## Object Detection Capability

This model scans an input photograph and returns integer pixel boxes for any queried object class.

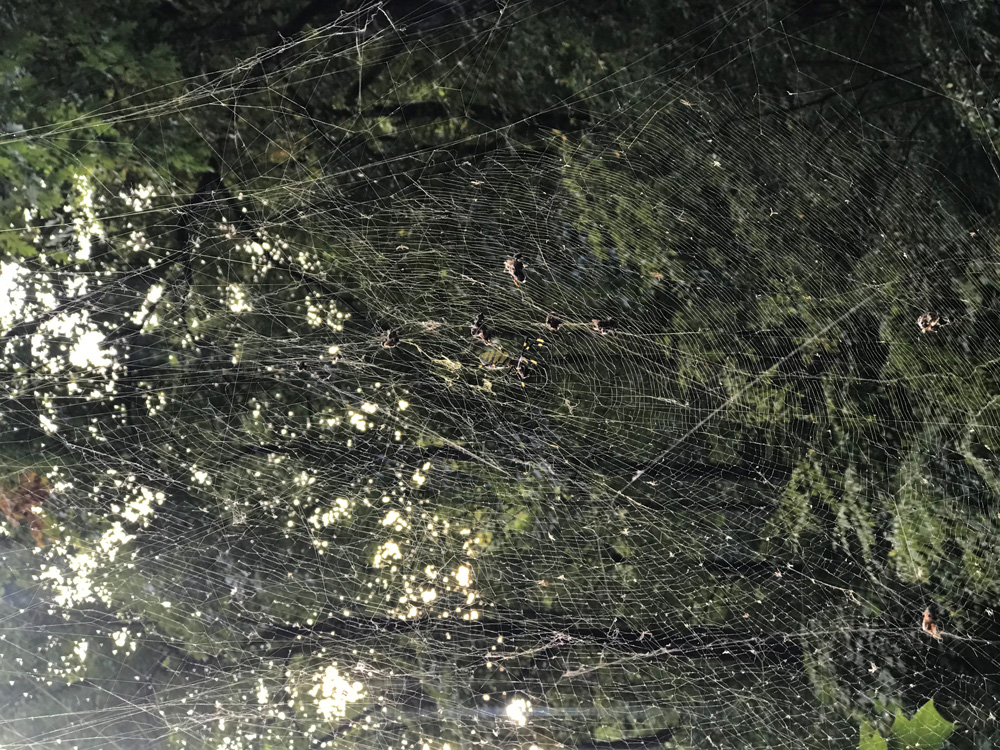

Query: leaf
[0,232,38,259]
[890,700,955,749]
[592,726,622,741]
[858,701,955,750]
[859,721,887,750]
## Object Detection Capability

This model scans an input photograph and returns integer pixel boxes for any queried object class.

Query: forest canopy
[1,1,1000,748]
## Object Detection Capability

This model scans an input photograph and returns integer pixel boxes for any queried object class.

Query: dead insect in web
[592,318,618,335]
[479,348,512,370]
[382,329,400,348]
[545,313,562,332]
[917,313,948,334]
[471,312,492,344]
[921,607,943,640]
[504,254,526,286]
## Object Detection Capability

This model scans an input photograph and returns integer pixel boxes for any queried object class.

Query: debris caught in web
[545,313,562,331]
[382,329,400,348]
[471,312,492,343]
[504,254,526,286]
[921,607,943,640]
[917,313,948,334]
[592,318,618,335]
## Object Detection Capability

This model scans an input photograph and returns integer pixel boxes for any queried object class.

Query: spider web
[0,1,999,748]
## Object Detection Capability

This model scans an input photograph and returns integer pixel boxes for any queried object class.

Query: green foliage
[860,721,888,750]
[0,1,999,748]
[860,701,955,750]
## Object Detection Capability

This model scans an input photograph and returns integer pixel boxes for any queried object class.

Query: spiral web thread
[0,2,998,748]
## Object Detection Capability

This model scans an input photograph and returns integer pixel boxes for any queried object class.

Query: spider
[504,254,526,286]
[479,338,540,386]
